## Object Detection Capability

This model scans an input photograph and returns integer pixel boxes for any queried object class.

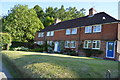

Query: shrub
[83,49,103,57]
[29,48,45,52]
[12,46,29,51]
[63,49,78,56]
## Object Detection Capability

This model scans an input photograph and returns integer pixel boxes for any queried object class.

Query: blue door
[106,42,115,58]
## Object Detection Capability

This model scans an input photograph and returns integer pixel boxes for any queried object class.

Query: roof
[39,12,120,32]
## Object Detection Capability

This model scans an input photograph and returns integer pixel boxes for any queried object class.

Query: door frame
[106,41,115,58]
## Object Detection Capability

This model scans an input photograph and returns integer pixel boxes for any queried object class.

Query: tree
[2,4,44,42]
[43,16,54,27]
[0,33,12,50]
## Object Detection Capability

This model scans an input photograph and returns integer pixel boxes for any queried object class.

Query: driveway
[0,55,13,80]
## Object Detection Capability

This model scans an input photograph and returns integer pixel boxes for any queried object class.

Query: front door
[54,41,60,52]
[106,42,115,58]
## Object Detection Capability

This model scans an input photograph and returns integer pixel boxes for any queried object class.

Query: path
[0,57,13,80]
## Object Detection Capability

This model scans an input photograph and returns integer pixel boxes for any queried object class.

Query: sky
[0,0,120,19]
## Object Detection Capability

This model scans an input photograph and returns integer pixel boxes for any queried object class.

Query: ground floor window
[47,41,53,46]
[92,40,100,49]
[84,40,100,49]
[37,41,44,45]
[84,40,91,48]
[65,41,76,48]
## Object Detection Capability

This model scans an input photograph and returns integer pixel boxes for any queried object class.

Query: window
[37,41,44,45]
[85,26,92,33]
[38,32,44,37]
[47,41,53,46]
[92,40,100,49]
[93,25,102,33]
[71,41,76,48]
[65,41,70,48]
[66,28,77,35]
[71,28,77,34]
[66,29,71,35]
[65,41,76,48]
[84,40,91,48]
[51,31,54,36]
[47,31,54,36]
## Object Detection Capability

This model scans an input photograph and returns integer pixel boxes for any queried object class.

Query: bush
[29,48,45,52]
[83,49,103,57]
[63,49,78,56]
[12,46,29,51]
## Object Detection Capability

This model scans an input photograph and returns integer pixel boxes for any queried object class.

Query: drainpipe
[78,27,81,53]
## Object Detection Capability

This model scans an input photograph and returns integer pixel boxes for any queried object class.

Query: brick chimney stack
[89,8,97,16]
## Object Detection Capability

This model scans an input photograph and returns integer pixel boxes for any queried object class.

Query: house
[34,8,120,61]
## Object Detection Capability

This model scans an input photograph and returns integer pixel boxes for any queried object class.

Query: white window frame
[70,41,76,48]
[84,40,91,48]
[37,41,44,45]
[65,41,70,48]
[47,31,54,36]
[93,25,102,33]
[47,41,53,46]
[47,32,50,36]
[38,32,44,37]
[85,26,92,33]
[71,28,77,34]
[92,40,101,49]
[66,29,71,35]
[51,31,54,36]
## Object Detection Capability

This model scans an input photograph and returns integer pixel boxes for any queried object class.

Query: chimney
[89,8,97,16]
[54,18,61,24]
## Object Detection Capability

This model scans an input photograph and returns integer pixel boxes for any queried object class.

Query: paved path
[0,56,13,80]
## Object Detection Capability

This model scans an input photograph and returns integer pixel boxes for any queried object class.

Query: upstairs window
[38,32,44,37]
[85,26,92,33]
[71,28,77,34]
[84,40,91,48]
[66,29,71,35]
[93,25,102,33]
[47,31,54,36]
[92,40,100,49]
[66,28,77,35]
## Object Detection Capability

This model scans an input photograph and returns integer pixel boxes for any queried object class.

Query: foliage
[34,5,86,27]
[0,33,12,50]
[29,48,45,52]
[2,4,44,42]
[11,46,29,51]
[63,49,78,56]
[83,49,104,57]
[2,51,118,78]
[0,33,11,46]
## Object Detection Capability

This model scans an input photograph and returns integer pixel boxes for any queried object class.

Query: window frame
[70,41,76,48]
[71,28,77,34]
[66,29,71,35]
[93,25,102,33]
[84,40,91,48]
[47,31,54,36]
[37,41,44,45]
[92,40,101,49]
[38,32,44,37]
[85,26,92,33]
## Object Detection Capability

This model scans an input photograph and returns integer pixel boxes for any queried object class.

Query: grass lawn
[1,51,119,78]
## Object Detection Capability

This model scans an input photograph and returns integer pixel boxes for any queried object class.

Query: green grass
[1,51,119,78]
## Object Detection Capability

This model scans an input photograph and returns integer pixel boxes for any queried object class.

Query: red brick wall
[80,23,118,40]
[34,23,119,60]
